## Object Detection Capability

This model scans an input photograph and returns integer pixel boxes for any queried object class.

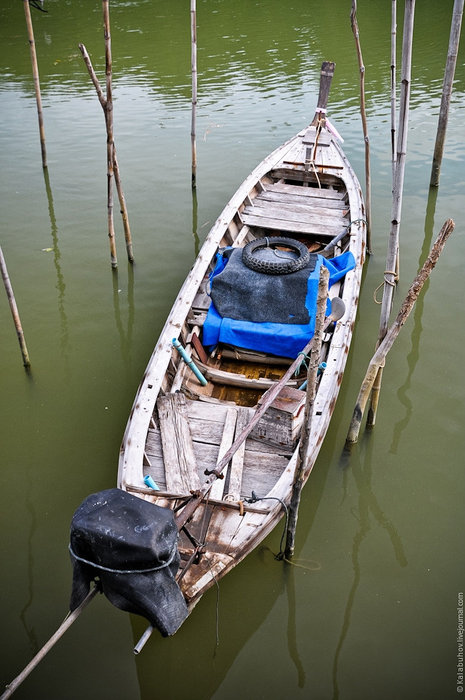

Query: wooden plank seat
[259,181,348,208]
[241,181,349,238]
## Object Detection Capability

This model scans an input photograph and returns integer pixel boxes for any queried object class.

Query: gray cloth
[210,248,317,325]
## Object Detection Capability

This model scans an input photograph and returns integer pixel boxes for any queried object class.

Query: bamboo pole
[190,0,198,188]
[283,266,329,560]
[104,0,134,262]
[366,0,416,428]
[430,0,464,187]
[0,587,98,700]
[346,218,455,444]
[350,0,372,253]
[23,0,47,168]
[102,0,117,268]
[390,0,397,183]
[113,148,134,262]
[0,246,31,368]
[78,1,134,267]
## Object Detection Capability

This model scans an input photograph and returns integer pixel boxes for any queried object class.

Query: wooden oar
[175,296,345,529]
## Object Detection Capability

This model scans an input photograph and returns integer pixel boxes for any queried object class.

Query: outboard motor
[69,488,188,637]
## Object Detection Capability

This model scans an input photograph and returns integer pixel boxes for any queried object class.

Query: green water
[0,1,464,698]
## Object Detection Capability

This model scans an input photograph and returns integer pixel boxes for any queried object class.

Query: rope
[295,351,310,375]
[245,493,322,571]
[275,556,322,572]
[245,492,289,558]
[68,542,178,575]
[373,269,398,304]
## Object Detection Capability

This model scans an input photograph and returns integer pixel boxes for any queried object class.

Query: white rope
[68,542,178,574]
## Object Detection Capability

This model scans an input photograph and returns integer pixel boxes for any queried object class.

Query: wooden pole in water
[104,0,134,262]
[191,0,198,188]
[113,144,134,262]
[390,0,397,183]
[102,0,117,268]
[0,587,98,700]
[366,0,416,428]
[23,0,47,168]
[79,2,134,267]
[283,266,329,560]
[350,0,372,254]
[430,0,464,188]
[0,246,31,369]
[346,218,455,444]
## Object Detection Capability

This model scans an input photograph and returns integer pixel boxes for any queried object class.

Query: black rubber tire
[242,237,311,275]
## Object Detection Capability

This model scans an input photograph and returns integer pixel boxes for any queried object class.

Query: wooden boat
[70,62,366,640]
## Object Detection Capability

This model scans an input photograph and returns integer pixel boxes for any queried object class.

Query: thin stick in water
[0,245,31,368]
[284,266,329,560]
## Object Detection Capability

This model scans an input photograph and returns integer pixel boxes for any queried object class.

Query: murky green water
[1,1,464,698]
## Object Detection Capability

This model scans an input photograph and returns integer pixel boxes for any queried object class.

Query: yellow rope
[373,270,398,304]
[279,556,322,572]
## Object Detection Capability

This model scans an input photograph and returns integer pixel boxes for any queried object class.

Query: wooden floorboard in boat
[267,181,346,199]
[247,199,348,225]
[256,189,347,210]
[144,397,292,499]
[157,393,201,494]
[241,211,342,237]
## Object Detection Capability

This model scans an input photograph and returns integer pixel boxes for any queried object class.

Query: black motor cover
[69,488,188,637]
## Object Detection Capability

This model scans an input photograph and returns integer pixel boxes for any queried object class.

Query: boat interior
[139,158,355,512]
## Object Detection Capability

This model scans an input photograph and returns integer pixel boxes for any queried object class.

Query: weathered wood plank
[302,127,332,146]
[157,393,201,494]
[225,407,248,502]
[246,199,347,226]
[210,408,237,500]
[267,181,346,200]
[196,360,299,389]
[187,399,231,423]
[241,448,290,498]
[256,189,347,210]
[271,169,342,187]
[191,277,211,311]
[241,211,341,237]
[231,224,253,248]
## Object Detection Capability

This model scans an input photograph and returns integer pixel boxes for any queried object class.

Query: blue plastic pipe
[144,475,160,490]
[172,338,208,386]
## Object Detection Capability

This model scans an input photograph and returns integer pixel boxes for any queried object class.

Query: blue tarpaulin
[202,248,355,359]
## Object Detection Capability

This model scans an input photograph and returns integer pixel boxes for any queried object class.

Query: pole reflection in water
[42,168,69,370]
[112,263,135,373]
[332,441,408,699]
